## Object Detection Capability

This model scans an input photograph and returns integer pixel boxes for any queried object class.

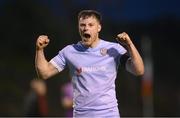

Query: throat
[81,35,100,48]
[88,38,100,48]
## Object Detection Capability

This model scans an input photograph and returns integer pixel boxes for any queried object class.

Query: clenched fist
[36,35,50,50]
[116,32,132,46]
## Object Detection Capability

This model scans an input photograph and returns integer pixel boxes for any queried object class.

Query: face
[79,16,101,47]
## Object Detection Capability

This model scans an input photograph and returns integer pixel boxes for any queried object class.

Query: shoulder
[101,39,127,55]
[100,39,116,45]
[58,44,75,53]
[63,44,74,50]
[57,42,83,55]
[100,39,124,49]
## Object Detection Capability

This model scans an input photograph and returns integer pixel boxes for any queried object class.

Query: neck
[90,37,100,48]
[81,36,100,48]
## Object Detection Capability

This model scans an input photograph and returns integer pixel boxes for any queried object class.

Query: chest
[66,50,119,73]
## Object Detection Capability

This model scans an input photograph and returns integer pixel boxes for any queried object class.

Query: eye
[79,23,85,27]
[89,23,94,27]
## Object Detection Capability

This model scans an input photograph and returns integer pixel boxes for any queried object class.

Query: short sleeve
[49,47,67,72]
[116,43,127,55]
[120,53,130,68]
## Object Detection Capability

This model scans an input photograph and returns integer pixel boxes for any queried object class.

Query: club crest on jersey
[100,48,107,56]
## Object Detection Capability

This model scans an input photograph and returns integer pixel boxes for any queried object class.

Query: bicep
[46,62,60,78]
[125,58,133,74]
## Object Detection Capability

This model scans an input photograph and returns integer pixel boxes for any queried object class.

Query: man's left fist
[116,32,132,46]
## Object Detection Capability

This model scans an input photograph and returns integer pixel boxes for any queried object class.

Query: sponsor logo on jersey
[76,66,106,75]
[76,68,82,75]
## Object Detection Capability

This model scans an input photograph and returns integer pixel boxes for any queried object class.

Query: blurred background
[0,0,180,117]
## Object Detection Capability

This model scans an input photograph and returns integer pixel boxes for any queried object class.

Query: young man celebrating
[35,10,144,117]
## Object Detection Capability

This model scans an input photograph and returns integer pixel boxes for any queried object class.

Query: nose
[83,25,89,31]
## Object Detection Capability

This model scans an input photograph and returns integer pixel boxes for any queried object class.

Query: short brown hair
[78,10,102,24]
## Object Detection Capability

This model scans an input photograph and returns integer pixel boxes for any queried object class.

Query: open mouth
[83,33,91,38]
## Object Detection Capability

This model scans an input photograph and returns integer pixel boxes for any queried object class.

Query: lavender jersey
[50,39,127,117]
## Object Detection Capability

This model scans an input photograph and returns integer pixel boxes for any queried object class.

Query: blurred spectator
[24,79,48,117]
[60,82,73,117]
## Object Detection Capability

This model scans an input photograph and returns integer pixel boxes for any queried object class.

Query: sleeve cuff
[49,59,63,72]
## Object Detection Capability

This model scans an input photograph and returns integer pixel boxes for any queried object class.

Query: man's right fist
[36,35,50,50]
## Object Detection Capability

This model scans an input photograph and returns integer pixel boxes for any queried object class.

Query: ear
[98,24,101,32]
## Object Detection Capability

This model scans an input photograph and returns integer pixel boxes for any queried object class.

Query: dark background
[0,0,180,117]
